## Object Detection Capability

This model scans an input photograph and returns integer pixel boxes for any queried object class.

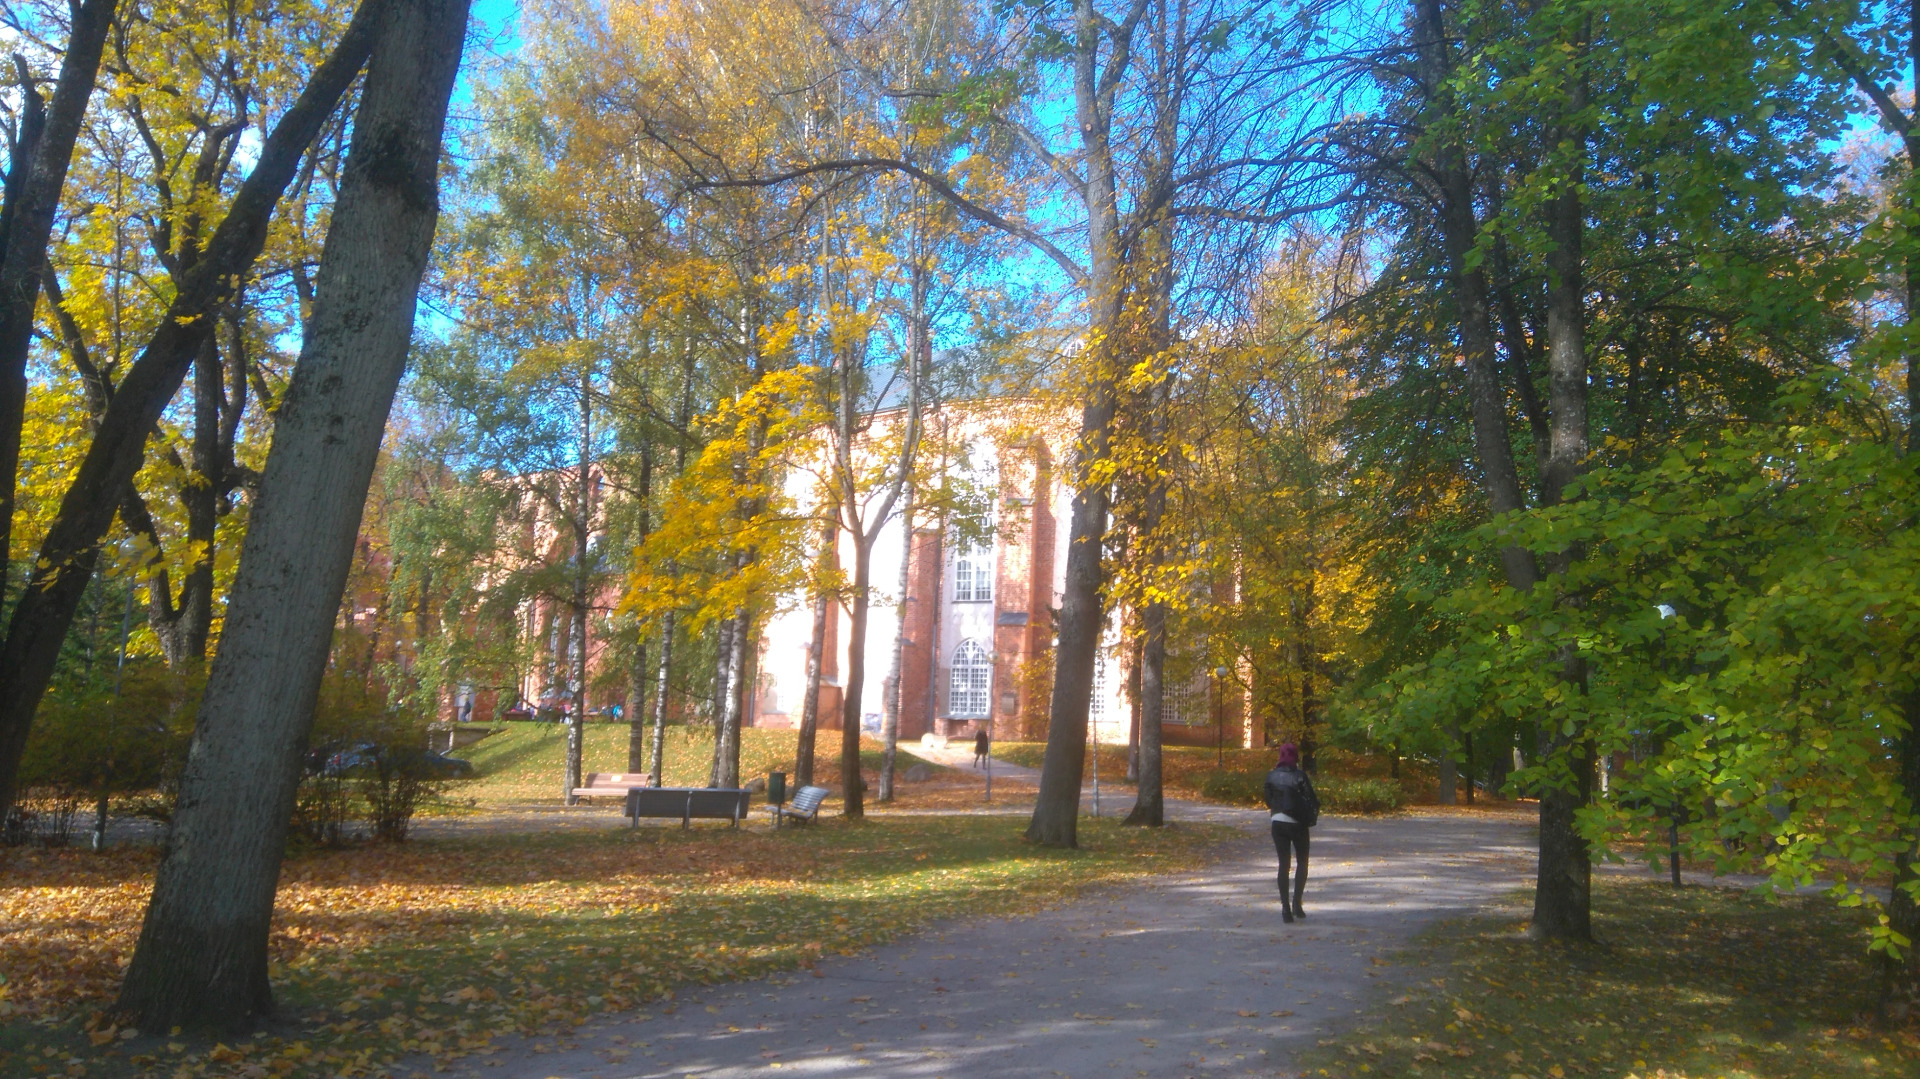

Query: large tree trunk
[1531,30,1593,944]
[0,0,118,616]
[113,0,464,1030]
[0,0,388,820]
[1025,0,1133,849]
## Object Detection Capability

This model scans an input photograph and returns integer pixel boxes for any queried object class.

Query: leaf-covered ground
[1299,875,1920,1079]
[0,815,1226,1077]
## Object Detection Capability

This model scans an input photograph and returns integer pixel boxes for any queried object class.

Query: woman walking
[1264,743,1320,923]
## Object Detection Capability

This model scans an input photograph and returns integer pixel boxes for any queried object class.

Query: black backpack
[1265,767,1319,826]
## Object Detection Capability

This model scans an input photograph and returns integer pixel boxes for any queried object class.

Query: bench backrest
[626,787,751,819]
[685,788,752,818]
[788,785,829,814]
[583,772,649,788]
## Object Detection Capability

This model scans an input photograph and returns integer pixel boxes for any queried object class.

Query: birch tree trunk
[713,607,748,787]
[114,0,465,1028]
[564,366,593,804]
[647,610,673,786]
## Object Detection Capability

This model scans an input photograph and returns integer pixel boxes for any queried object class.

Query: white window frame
[949,639,992,717]
[952,536,993,603]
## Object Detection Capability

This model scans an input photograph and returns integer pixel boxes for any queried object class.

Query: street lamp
[1214,665,1230,767]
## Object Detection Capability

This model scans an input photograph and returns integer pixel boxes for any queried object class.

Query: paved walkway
[442,808,1538,1079]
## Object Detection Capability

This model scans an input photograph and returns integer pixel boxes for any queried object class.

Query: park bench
[766,784,829,827]
[571,772,651,800]
[625,786,752,828]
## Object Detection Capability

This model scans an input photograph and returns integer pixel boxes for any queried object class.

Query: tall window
[1163,666,1205,726]
[953,538,993,602]
[949,640,992,717]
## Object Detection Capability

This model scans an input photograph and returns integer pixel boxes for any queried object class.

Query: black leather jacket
[1263,764,1320,826]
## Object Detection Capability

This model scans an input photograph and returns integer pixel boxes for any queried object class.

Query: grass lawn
[438,722,958,810]
[0,815,1228,1078]
[1300,875,1920,1079]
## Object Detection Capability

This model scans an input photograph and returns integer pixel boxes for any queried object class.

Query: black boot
[1291,889,1306,919]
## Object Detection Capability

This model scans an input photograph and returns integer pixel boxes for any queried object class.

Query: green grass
[1301,875,1920,1079]
[443,722,942,806]
[0,815,1229,1077]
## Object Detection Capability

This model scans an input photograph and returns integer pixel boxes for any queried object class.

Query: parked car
[313,742,474,778]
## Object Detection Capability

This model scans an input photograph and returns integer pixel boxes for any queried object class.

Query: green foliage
[1369,373,1920,956]
[10,666,197,844]
[1316,777,1405,815]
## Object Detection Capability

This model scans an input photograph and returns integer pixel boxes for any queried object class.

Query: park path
[445,807,1539,1079]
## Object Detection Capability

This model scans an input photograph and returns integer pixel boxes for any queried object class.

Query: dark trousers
[1271,820,1310,901]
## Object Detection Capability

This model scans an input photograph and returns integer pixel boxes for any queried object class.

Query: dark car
[315,742,474,778]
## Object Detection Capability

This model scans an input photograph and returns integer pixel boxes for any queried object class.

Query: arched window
[949,640,992,717]
[953,538,993,602]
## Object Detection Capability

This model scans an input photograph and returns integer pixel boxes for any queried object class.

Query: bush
[294,671,446,845]
[10,666,197,846]
[1317,776,1405,814]
[1196,769,1265,806]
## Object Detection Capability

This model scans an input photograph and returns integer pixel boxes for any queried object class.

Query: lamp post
[1214,666,1230,767]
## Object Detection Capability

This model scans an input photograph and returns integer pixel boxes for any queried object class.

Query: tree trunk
[1125,635,1141,783]
[794,528,831,789]
[0,0,118,617]
[1124,609,1165,827]
[1886,683,1920,1011]
[1532,31,1593,944]
[627,441,653,772]
[709,616,734,784]
[647,610,673,787]
[0,0,388,820]
[114,0,463,1029]
[1025,0,1136,849]
[878,484,914,802]
[712,607,748,788]
[564,365,593,805]
[839,542,872,818]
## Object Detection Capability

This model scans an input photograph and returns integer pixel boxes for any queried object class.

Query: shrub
[1317,776,1405,814]
[1196,769,1265,806]
[10,666,197,846]
[295,670,446,844]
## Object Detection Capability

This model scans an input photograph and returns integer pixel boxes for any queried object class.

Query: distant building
[453,397,1254,752]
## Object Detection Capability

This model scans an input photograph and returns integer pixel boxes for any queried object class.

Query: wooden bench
[625,786,752,828]
[766,785,829,827]
[572,772,651,800]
